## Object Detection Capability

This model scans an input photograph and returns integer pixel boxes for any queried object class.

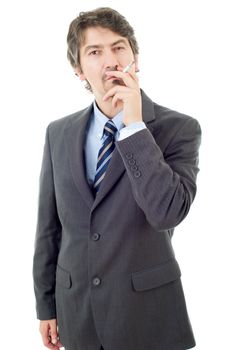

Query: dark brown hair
[67,7,139,70]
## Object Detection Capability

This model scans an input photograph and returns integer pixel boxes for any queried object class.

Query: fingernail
[51,338,57,344]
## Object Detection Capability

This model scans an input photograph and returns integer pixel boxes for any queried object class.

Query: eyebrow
[83,39,128,54]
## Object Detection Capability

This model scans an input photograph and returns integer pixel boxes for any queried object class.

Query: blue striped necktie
[93,120,117,194]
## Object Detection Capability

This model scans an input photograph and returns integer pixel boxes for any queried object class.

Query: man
[33,7,201,350]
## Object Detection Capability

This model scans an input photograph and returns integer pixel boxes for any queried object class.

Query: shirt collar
[93,101,124,140]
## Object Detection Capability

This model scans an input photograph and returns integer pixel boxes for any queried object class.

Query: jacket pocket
[56,264,72,289]
[132,258,181,292]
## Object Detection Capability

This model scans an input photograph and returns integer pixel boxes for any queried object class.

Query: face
[75,27,138,99]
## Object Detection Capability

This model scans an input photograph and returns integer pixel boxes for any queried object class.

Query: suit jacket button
[92,277,101,286]
[131,165,138,171]
[125,153,133,160]
[128,158,136,165]
[134,170,141,178]
[92,233,100,241]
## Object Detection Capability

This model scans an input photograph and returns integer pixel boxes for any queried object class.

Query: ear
[74,68,86,81]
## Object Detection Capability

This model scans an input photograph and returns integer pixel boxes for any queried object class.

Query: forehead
[81,26,130,48]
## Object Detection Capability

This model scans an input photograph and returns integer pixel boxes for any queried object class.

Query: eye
[115,46,125,51]
[89,50,99,56]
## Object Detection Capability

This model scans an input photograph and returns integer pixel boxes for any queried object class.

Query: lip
[105,76,116,81]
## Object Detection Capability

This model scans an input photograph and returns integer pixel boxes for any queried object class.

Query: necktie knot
[103,120,117,139]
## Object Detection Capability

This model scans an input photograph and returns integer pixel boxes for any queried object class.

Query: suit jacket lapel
[140,89,156,126]
[65,105,95,209]
[91,147,125,211]
[92,90,156,211]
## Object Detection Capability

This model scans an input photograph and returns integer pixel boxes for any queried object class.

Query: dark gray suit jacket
[33,90,201,350]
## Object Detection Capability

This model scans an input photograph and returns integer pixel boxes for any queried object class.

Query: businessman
[33,7,201,350]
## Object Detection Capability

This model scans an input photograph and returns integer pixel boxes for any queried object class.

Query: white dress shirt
[85,101,146,186]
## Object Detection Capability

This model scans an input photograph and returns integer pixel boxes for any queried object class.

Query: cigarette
[122,60,135,73]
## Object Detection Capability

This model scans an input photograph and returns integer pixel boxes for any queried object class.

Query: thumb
[49,319,58,344]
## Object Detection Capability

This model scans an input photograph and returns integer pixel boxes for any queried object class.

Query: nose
[105,64,118,72]
[104,51,120,71]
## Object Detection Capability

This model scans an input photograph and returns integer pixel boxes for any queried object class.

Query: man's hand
[39,319,63,349]
[103,68,142,127]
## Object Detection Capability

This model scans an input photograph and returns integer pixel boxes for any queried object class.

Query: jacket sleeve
[116,117,201,231]
[33,125,61,320]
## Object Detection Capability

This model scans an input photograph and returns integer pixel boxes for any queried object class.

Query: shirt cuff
[118,122,147,141]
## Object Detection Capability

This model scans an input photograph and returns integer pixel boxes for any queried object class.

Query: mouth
[104,76,125,86]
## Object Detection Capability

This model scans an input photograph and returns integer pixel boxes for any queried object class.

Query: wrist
[118,121,146,141]
[124,116,143,127]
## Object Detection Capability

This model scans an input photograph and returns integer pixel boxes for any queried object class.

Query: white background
[0,0,232,349]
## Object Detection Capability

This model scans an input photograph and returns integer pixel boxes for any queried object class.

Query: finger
[103,86,129,101]
[111,92,124,108]
[51,337,58,345]
[56,340,63,348]
[40,322,51,347]
[44,337,61,350]
[46,344,59,350]
[40,321,61,350]
[57,340,63,349]
[41,332,56,350]
[49,321,59,346]
[50,336,63,349]
[42,336,57,350]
